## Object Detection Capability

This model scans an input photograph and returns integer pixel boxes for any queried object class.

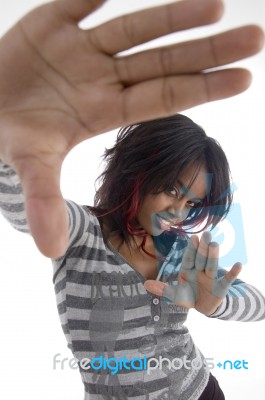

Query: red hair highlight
[98,176,164,260]
[125,176,145,236]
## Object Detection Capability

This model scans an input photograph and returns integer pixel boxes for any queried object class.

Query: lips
[156,215,180,231]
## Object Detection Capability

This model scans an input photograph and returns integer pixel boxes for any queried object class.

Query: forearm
[209,275,265,322]
[0,161,94,257]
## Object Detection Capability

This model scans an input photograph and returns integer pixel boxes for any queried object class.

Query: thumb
[15,156,68,259]
[144,280,167,297]
[213,262,243,298]
[144,280,195,306]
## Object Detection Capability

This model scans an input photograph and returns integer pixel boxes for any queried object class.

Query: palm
[0,0,263,257]
[178,268,229,316]
[0,7,123,150]
[145,233,242,316]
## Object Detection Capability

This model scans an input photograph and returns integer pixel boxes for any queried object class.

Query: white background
[0,0,265,399]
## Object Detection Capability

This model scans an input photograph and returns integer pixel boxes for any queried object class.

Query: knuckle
[206,260,218,271]
[183,254,195,264]
[115,58,130,85]
[161,78,176,114]
[196,253,206,264]
[158,47,172,76]
[122,14,138,47]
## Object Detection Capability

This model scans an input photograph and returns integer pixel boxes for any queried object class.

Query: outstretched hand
[144,232,242,316]
[0,0,264,257]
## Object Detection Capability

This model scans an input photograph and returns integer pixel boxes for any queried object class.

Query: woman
[1,114,264,399]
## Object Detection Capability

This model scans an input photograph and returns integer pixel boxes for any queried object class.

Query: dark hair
[92,114,233,249]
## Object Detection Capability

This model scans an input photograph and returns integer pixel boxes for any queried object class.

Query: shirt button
[153,298,159,305]
[153,315,160,322]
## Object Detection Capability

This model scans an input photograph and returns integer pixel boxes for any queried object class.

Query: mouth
[156,215,180,231]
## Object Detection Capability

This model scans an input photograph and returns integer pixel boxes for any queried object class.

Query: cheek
[158,208,190,222]
[178,208,190,221]
[142,194,166,214]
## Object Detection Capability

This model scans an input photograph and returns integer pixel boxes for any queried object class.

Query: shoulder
[66,200,100,228]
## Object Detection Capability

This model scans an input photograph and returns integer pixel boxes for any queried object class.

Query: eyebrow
[176,180,204,202]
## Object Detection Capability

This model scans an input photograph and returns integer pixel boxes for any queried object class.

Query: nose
[167,198,189,221]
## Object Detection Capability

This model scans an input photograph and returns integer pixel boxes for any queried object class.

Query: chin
[149,226,166,237]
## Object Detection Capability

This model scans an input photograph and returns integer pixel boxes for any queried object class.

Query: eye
[186,200,196,209]
[186,200,203,209]
[167,186,180,198]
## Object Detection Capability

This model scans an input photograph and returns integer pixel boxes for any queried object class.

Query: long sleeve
[208,268,265,322]
[0,161,29,233]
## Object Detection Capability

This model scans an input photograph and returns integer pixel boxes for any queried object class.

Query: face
[136,164,208,236]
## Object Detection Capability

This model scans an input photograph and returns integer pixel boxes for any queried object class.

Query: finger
[88,0,224,54]
[119,68,252,126]
[14,156,68,259]
[181,235,199,270]
[144,280,167,297]
[115,26,265,85]
[224,262,243,282]
[213,262,242,297]
[195,231,212,271]
[55,0,106,22]
[205,241,219,279]
[144,280,195,306]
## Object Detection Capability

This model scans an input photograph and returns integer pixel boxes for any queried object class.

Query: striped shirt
[1,160,265,400]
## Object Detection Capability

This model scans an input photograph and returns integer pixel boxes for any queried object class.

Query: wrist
[206,297,228,317]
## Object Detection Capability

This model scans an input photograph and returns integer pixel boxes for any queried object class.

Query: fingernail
[144,281,165,297]
[202,231,211,243]
[209,241,219,247]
